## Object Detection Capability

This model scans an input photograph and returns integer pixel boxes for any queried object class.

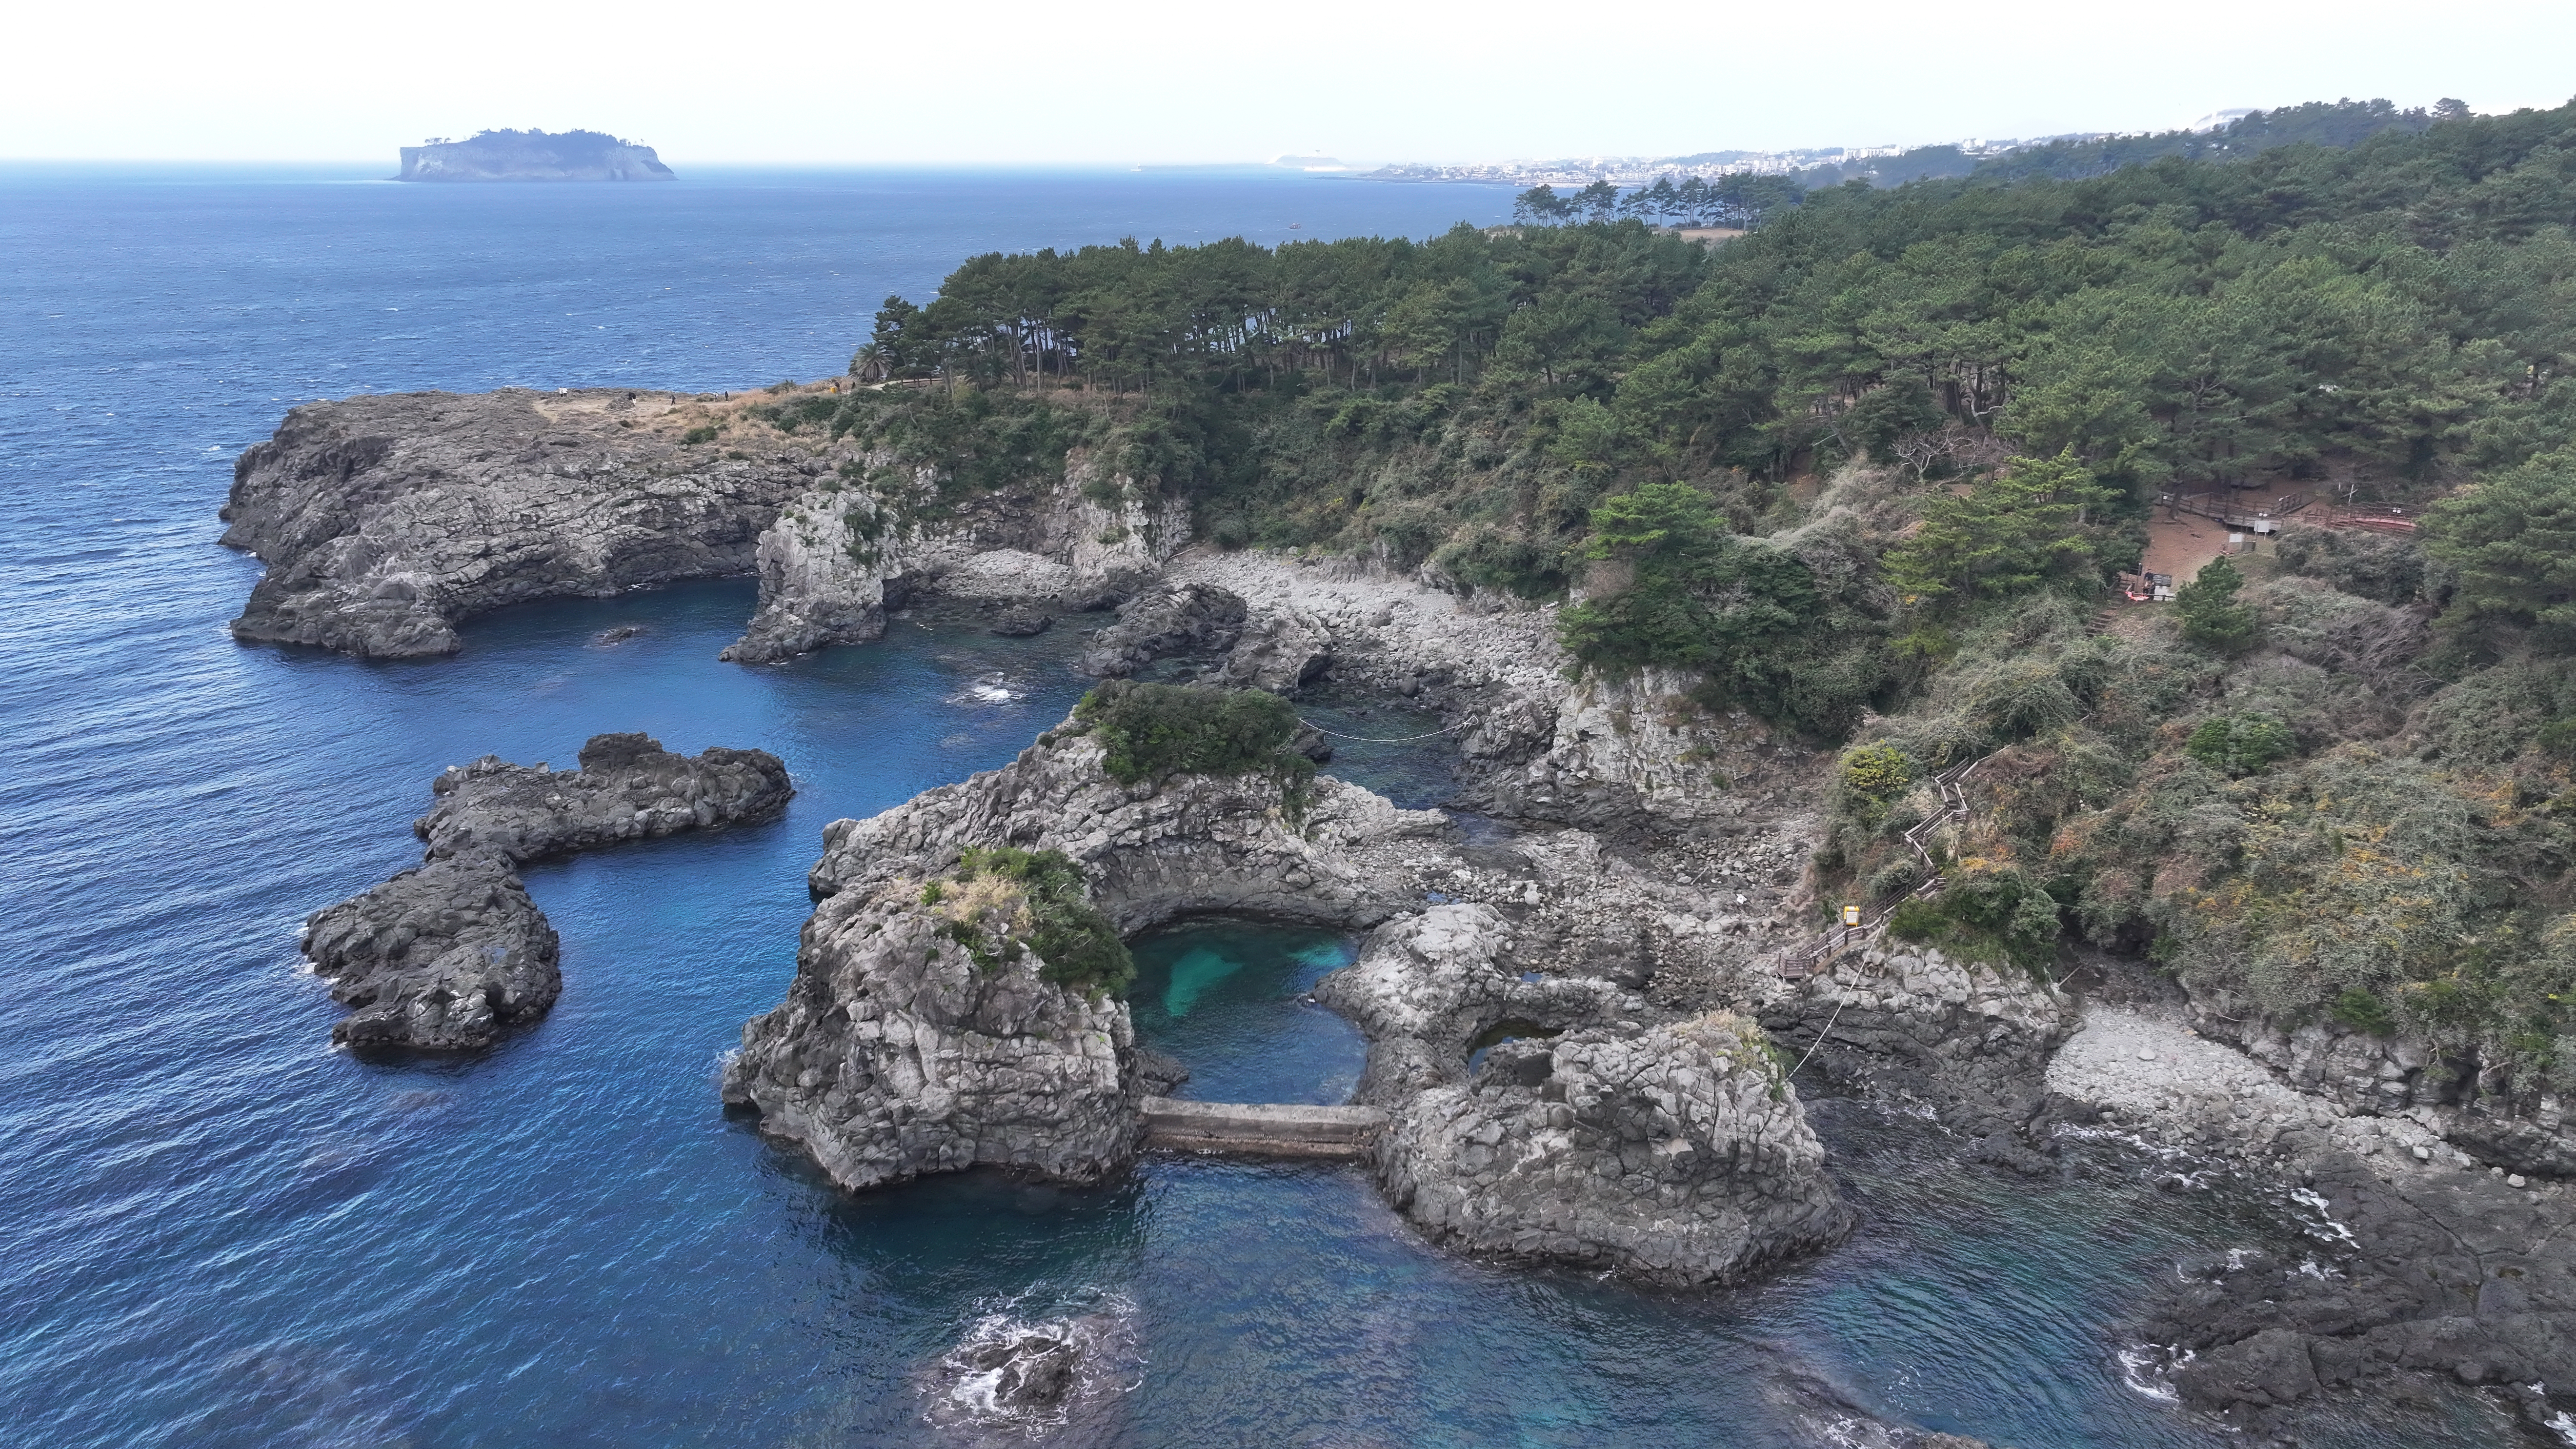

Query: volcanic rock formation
[302,733,790,1049]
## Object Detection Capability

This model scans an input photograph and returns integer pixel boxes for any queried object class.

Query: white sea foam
[2117,1344,2184,1403]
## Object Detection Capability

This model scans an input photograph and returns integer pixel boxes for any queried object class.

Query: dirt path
[2141,513,2232,584]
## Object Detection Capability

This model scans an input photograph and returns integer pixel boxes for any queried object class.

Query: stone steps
[1139,1096,1387,1159]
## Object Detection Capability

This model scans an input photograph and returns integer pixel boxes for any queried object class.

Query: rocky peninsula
[305,732,789,1049]
[221,384,1182,661]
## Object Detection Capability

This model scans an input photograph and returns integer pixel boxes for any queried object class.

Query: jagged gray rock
[1220,607,1332,691]
[1315,904,1630,1104]
[303,855,560,1050]
[1378,1015,1855,1284]
[729,724,1443,1189]
[221,389,817,657]
[1076,583,1247,677]
[1320,905,1851,1282]
[724,450,1185,664]
[303,731,791,1049]
[415,731,792,861]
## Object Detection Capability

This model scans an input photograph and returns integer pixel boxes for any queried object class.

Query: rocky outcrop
[1076,582,1247,678]
[725,448,1185,664]
[2181,990,2576,1180]
[221,391,1185,664]
[414,731,792,860]
[303,855,560,1049]
[1378,1014,1853,1284]
[724,875,1145,1188]
[1162,550,1824,831]
[302,732,790,1048]
[729,724,1447,1190]
[1316,904,1851,1282]
[1315,904,1632,1103]
[1760,942,2075,1162]
[719,485,900,664]
[728,705,1846,1286]
[1219,607,1332,691]
[222,389,820,657]
[2045,1006,2576,1435]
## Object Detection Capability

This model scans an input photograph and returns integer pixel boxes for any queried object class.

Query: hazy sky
[9,0,2572,165]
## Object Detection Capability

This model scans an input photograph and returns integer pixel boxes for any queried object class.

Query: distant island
[396,129,674,183]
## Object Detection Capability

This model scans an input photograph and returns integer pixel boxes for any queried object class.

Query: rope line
[1294,717,1458,744]
[1790,997,1847,1081]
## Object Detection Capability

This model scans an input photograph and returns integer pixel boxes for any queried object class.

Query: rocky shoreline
[235,386,2576,1436]
[303,732,789,1049]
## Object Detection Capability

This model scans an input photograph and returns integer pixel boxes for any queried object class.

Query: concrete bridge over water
[1140,1096,1386,1159]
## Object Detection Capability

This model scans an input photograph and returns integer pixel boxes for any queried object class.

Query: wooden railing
[1776,750,1992,979]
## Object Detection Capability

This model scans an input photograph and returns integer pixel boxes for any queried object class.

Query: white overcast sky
[8,0,2572,165]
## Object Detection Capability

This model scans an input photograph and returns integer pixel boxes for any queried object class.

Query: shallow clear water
[0,165,2522,1447]
[1127,922,1363,1105]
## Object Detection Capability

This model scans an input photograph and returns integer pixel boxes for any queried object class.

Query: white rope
[1789,997,1847,1081]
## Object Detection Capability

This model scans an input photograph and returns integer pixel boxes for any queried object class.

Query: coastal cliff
[222,389,809,657]
[397,130,673,182]
[222,385,1188,664]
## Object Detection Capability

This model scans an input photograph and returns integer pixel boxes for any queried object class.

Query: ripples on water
[0,165,2523,1447]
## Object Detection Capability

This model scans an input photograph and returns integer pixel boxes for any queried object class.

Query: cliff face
[721,448,1187,664]
[397,131,674,182]
[222,390,812,657]
[223,388,1192,664]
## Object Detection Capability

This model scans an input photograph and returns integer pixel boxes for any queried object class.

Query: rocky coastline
[236,384,2576,1434]
[304,732,789,1049]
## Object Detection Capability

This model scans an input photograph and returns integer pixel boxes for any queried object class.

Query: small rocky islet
[303,731,790,1049]
[230,384,2574,1441]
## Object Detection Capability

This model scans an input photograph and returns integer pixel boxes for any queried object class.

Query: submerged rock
[989,605,1054,638]
[303,731,790,1049]
[918,1301,1140,1442]
[303,855,560,1050]
[414,731,792,861]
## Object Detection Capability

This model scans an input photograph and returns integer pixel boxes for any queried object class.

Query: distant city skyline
[6,0,2571,165]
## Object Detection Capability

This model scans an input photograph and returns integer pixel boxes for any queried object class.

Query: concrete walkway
[1140,1096,1387,1159]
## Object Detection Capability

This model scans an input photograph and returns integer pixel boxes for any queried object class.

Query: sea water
[0,165,2520,1446]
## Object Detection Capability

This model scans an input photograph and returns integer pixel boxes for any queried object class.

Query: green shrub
[1433,526,1568,598]
[2176,556,2261,653]
[2331,987,2396,1035]
[1073,681,1316,816]
[1886,898,1948,942]
[2184,712,2295,775]
[681,424,721,445]
[944,846,1134,997]
[1839,742,1913,801]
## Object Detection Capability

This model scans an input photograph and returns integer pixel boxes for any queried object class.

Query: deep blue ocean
[0,164,2521,1447]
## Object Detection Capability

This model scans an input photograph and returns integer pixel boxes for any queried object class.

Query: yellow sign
[1842,905,1861,927]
